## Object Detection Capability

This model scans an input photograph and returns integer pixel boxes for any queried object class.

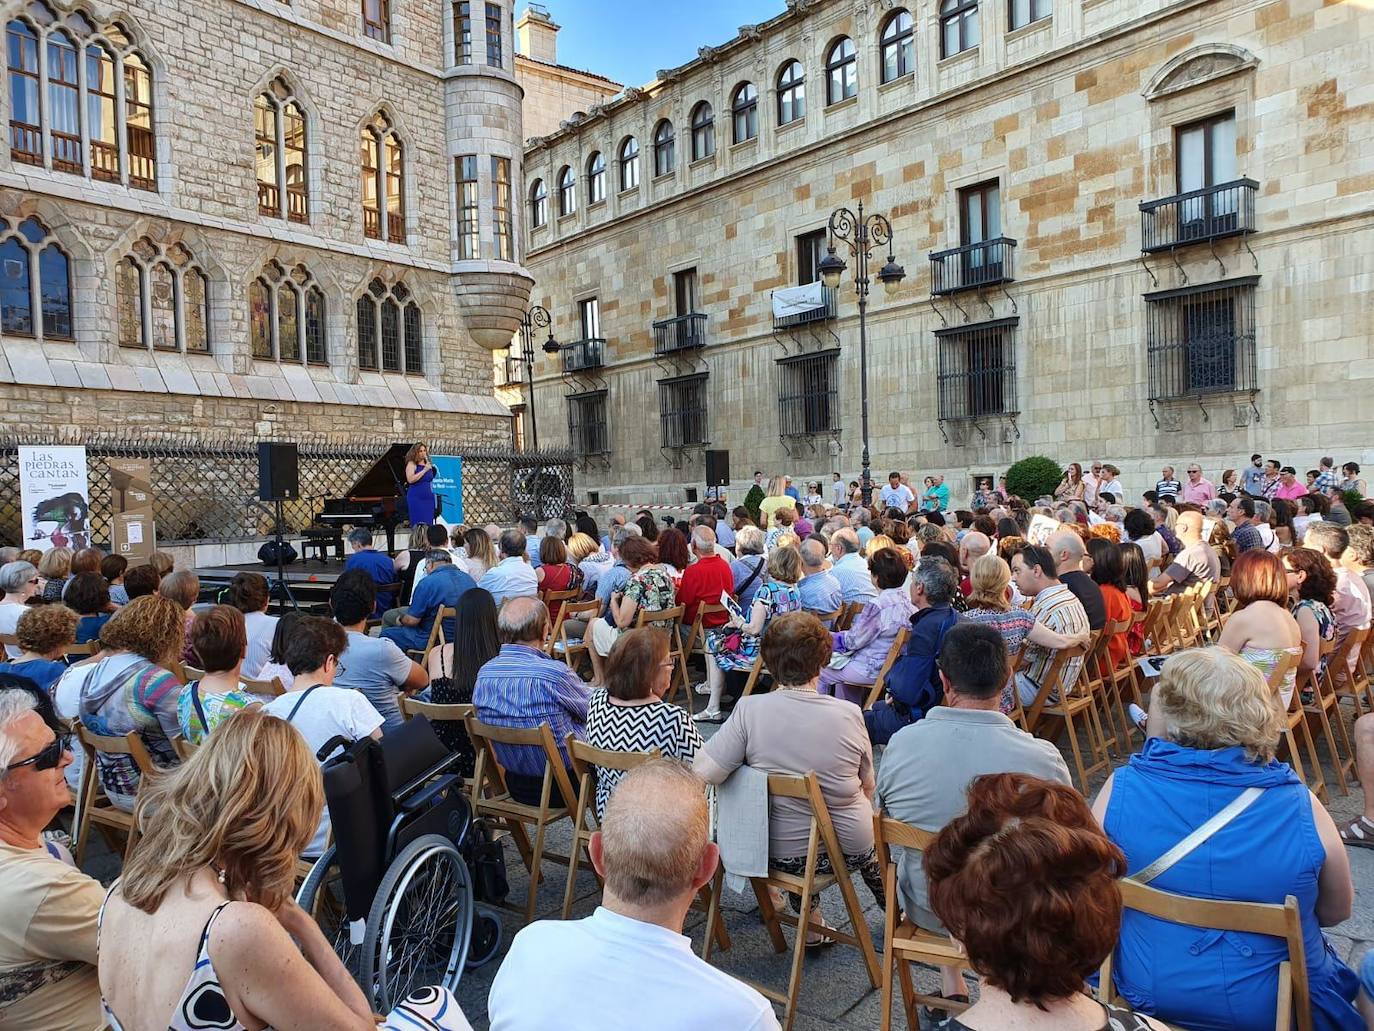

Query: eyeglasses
[26,578,38,585]
[5,732,71,773]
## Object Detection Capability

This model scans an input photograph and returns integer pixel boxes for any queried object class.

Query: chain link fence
[0,432,575,548]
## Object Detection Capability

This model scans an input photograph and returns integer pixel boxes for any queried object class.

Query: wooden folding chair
[834,600,863,631]
[465,717,577,924]
[400,696,473,723]
[169,734,197,761]
[1100,880,1313,1031]
[683,602,728,658]
[702,771,880,1031]
[812,603,844,630]
[1301,638,1351,796]
[551,599,599,673]
[74,726,155,866]
[241,674,286,697]
[636,605,691,708]
[1267,649,1327,801]
[0,632,18,651]
[403,605,455,667]
[861,627,911,710]
[873,814,976,1031]
[1329,627,1373,717]
[1081,618,1132,757]
[64,641,98,660]
[541,588,580,651]
[1024,641,1107,793]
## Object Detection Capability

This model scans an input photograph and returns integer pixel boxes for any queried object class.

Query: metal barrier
[0,432,575,547]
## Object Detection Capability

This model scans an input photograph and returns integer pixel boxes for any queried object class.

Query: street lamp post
[817,201,906,509]
[513,304,561,451]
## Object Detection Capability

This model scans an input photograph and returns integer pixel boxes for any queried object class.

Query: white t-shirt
[263,686,384,855]
[831,479,847,505]
[488,907,780,1031]
[242,611,279,679]
[0,601,25,657]
[879,483,915,511]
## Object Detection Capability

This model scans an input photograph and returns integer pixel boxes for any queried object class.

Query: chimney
[516,4,559,64]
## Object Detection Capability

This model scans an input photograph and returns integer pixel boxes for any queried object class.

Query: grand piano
[307,443,410,558]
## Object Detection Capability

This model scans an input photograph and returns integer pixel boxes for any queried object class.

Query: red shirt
[677,554,735,629]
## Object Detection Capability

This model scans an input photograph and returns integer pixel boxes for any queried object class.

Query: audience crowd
[1,450,1373,1030]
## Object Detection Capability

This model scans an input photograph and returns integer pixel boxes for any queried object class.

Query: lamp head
[541,334,562,355]
[877,256,906,298]
[818,247,846,290]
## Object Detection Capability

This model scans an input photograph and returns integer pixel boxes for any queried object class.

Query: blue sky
[528,0,785,87]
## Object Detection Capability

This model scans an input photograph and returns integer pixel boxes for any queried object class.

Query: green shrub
[1006,456,1064,502]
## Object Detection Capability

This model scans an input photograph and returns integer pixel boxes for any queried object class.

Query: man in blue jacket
[865,556,960,746]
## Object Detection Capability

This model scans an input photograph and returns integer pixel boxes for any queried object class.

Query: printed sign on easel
[18,445,90,552]
[109,456,157,561]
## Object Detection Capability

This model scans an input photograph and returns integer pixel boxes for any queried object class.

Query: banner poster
[109,456,157,561]
[430,455,464,526]
[19,445,91,551]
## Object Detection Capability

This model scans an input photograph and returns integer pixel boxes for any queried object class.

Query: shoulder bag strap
[189,682,210,734]
[286,684,322,723]
[1131,786,1265,885]
[737,557,766,596]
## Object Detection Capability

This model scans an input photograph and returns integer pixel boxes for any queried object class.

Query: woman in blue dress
[1094,646,1361,1031]
[403,442,436,526]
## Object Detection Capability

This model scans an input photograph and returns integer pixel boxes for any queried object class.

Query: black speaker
[705,449,730,488]
[258,442,299,501]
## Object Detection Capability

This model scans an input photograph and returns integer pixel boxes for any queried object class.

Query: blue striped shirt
[473,644,590,776]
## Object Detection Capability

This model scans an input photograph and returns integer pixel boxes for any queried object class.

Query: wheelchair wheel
[295,848,363,981]
[362,833,473,1013]
[465,906,502,970]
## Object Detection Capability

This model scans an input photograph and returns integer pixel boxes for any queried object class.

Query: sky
[528,0,786,88]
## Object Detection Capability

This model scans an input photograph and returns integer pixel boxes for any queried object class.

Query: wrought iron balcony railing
[561,337,606,373]
[652,312,707,355]
[1140,178,1258,253]
[929,237,1017,296]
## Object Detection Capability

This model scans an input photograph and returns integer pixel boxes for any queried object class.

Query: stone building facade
[522,0,1374,506]
[0,0,535,449]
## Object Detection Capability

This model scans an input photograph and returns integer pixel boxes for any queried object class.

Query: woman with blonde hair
[459,525,496,581]
[864,533,897,558]
[96,710,471,1031]
[696,544,803,723]
[960,553,1090,713]
[37,546,72,603]
[758,475,793,529]
[1094,647,1360,1031]
[565,531,601,564]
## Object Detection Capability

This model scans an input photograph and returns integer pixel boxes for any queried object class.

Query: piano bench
[302,533,343,564]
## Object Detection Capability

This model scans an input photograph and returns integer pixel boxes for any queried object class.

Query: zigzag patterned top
[584,689,704,818]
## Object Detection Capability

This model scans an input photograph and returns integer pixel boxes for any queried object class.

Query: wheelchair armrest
[398,773,462,814]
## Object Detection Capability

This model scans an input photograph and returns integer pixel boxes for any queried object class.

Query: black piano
[308,443,409,559]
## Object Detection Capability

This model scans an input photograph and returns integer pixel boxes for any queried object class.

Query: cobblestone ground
[78,706,1372,1029]
[445,717,1374,1030]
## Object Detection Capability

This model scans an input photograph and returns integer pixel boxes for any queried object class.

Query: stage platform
[194,556,353,611]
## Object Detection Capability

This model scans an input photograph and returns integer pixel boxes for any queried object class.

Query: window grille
[1144,276,1258,400]
[936,317,1018,421]
[658,374,709,449]
[777,350,840,437]
[567,390,610,455]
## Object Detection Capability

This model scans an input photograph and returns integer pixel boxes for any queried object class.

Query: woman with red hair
[1218,549,1304,707]
[924,772,1167,1030]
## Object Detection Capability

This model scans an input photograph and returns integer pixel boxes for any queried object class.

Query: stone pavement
[448,720,1374,1030]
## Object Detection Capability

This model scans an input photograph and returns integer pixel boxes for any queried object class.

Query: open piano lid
[346,442,410,501]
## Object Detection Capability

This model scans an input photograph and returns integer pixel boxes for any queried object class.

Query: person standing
[1155,465,1182,501]
[923,475,951,513]
[1275,466,1309,501]
[1181,465,1217,505]
[1260,459,1282,500]
[880,472,915,513]
[1241,454,1266,498]
[831,472,848,509]
[403,442,437,526]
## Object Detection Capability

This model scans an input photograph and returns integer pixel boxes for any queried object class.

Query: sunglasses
[5,732,71,773]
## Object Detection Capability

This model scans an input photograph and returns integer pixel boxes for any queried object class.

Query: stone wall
[521,0,1374,506]
[0,0,533,449]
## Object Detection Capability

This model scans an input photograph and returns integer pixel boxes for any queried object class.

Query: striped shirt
[584,689,703,818]
[473,644,591,777]
[1022,583,1089,690]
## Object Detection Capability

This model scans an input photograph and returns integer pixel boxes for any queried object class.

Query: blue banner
[431,454,463,526]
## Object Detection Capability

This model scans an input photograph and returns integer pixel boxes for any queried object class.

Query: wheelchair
[295,714,502,1012]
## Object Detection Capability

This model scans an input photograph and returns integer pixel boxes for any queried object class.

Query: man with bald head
[828,527,877,604]
[798,537,843,616]
[1149,510,1219,597]
[488,760,780,1030]
[676,526,734,634]
[957,531,991,598]
[1048,530,1105,631]
[472,596,589,805]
